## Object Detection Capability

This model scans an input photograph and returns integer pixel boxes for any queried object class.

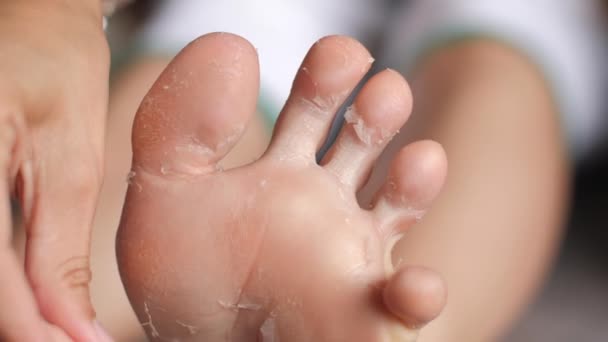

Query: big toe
[131,32,260,177]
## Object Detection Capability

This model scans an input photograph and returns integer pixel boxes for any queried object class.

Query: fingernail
[93,321,115,342]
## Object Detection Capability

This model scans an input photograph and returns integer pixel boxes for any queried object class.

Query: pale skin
[0,0,113,341]
[1,3,568,340]
[116,33,448,341]
[99,36,567,341]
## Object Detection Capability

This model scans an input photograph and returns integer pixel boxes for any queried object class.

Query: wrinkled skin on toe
[117,33,447,342]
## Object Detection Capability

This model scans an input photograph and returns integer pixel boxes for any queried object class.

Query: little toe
[322,69,412,189]
[266,35,373,162]
[372,140,447,236]
[131,32,260,177]
[384,266,447,329]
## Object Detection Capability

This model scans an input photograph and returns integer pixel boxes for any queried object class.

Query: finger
[0,249,50,341]
[47,324,74,342]
[0,115,49,341]
[23,96,111,340]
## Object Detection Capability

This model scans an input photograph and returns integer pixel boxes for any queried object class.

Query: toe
[132,32,260,176]
[322,69,412,189]
[266,35,373,162]
[384,266,447,329]
[372,140,447,235]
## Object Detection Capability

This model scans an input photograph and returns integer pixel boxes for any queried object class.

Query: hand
[0,1,111,341]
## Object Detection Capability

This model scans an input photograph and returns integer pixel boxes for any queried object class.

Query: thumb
[21,134,111,341]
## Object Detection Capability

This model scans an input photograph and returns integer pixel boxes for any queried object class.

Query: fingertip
[33,283,100,342]
[383,266,447,328]
[93,320,115,342]
[47,324,73,342]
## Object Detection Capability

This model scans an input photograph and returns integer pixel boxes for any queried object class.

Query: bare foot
[117,33,447,342]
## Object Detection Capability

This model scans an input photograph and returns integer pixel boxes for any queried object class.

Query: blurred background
[508,148,608,341]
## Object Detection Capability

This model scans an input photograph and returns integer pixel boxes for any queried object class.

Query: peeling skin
[296,65,349,117]
[273,134,312,163]
[386,323,420,342]
[383,179,427,220]
[160,66,195,95]
[216,124,245,151]
[306,89,349,115]
[175,320,199,335]
[387,180,397,191]
[389,192,426,222]
[236,302,263,310]
[344,106,394,146]
[208,59,243,80]
[126,170,136,183]
[374,198,426,237]
[142,301,161,338]
[155,162,211,178]
[217,300,262,312]
[344,106,372,145]
[259,316,279,342]
[174,141,214,158]
[395,256,405,269]
[412,209,425,222]
[164,126,244,176]
[174,125,244,162]
[126,170,143,192]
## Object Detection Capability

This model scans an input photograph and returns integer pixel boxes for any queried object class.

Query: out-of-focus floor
[508,146,608,341]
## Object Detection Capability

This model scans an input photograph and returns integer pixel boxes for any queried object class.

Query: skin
[0,2,569,341]
[88,35,567,342]
[363,40,570,340]
[91,56,271,340]
[70,34,566,342]
[117,33,448,341]
[0,1,113,341]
